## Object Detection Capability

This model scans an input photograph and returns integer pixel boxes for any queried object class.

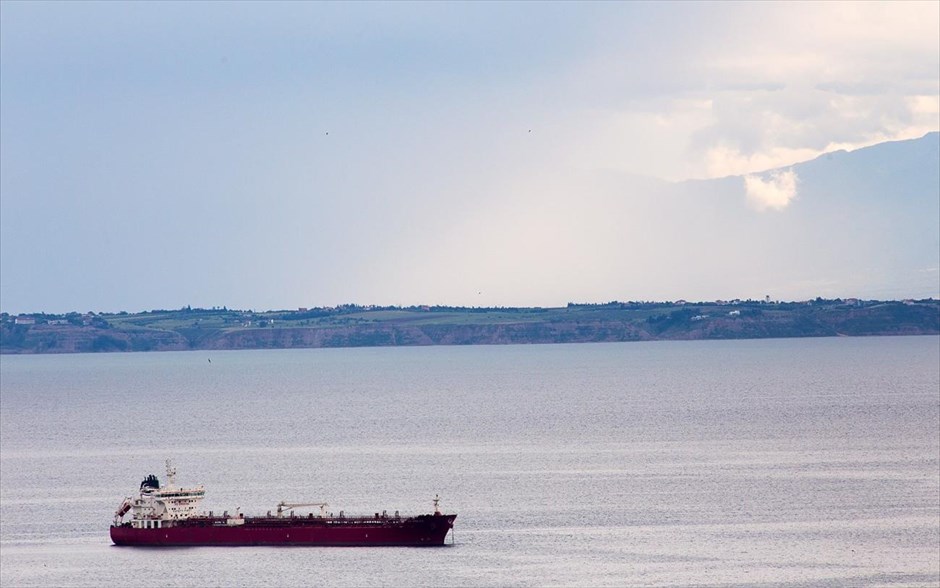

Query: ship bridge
[115,460,206,528]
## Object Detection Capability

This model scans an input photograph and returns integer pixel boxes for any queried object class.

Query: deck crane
[276,501,329,518]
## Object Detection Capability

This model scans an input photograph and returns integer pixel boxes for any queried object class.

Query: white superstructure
[113,460,206,528]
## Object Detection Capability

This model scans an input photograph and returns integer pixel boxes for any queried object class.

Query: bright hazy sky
[1,1,938,313]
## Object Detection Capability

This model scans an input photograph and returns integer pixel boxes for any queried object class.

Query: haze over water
[3,2,938,313]
[1,336,938,587]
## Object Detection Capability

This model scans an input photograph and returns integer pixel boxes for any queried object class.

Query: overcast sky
[1,1,938,313]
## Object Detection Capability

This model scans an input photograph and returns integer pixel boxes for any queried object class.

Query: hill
[2,299,937,354]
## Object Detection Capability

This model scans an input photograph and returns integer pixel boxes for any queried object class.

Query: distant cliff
[2,299,937,354]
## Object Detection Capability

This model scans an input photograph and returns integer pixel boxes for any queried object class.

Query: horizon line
[4,295,939,317]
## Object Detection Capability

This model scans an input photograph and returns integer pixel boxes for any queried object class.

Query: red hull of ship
[110,514,456,547]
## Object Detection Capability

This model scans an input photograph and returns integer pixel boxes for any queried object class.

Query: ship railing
[178,510,416,526]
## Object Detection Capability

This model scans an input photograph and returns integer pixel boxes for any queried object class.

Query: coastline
[3,299,937,354]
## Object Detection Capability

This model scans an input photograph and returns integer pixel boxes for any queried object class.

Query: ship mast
[165,459,177,488]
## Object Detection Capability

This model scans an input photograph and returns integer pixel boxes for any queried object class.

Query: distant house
[728,310,741,317]
[691,314,709,321]
[14,316,35,325]
[48,319,69,325]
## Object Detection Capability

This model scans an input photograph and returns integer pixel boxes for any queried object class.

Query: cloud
[704,142,820,179]
[744,169,799,211]
[557,2,940,179]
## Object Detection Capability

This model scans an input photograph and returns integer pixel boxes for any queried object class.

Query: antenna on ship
[165,459,177,487]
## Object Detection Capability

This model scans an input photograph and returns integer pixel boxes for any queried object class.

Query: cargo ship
[110,461,456,546]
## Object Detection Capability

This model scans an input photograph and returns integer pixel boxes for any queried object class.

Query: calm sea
[1,337,938,587]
